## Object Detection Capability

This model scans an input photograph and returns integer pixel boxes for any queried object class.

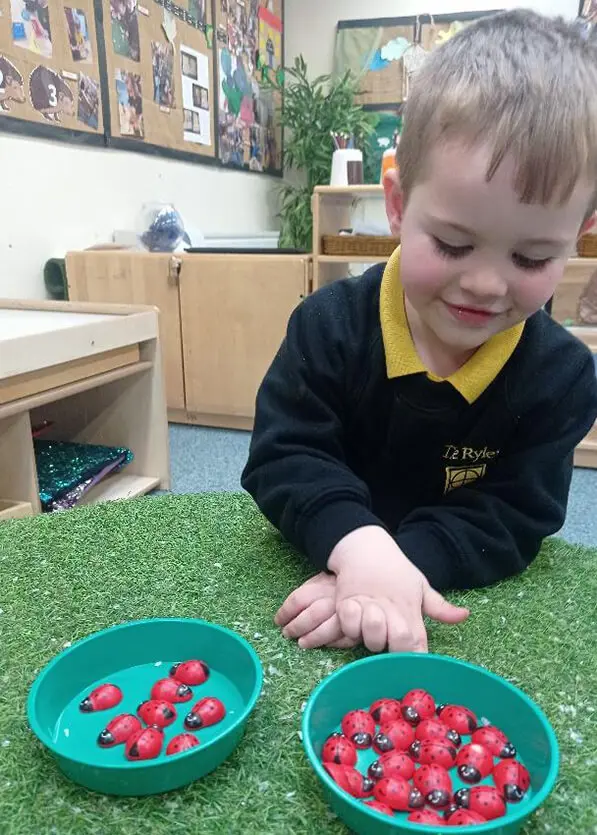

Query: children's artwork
[151,40,175,109]
[110,0,140,62]
[257,5,281,70]
[0,54,26,112]
[64,7,92,63]
[29,65,74,121]
[215,0,282,173]
[180,44,210,145]
[11,0,52,58]
[77,72,99,128]
[116,68,144,137]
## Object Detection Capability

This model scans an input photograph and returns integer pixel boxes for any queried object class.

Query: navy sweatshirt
[241,255,597,591]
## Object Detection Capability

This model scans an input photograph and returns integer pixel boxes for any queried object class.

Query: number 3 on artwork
[48,83,57,107]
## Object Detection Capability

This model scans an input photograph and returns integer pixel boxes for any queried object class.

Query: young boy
[241,10,597,655]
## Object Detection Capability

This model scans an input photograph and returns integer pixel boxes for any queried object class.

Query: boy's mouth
[443,302,501,326]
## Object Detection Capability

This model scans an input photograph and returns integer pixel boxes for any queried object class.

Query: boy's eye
[511,253,552,271]
[432,237,473,259]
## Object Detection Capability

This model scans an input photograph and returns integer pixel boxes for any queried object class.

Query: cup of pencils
[330,133,363,187]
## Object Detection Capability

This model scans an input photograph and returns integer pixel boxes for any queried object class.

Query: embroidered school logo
[442,444,499,494]
[444,464,487,493]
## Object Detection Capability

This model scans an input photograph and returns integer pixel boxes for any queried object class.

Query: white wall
[0,133,279,299]
[285,0,579,80]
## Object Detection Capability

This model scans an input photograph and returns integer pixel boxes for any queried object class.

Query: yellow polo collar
[380,248,524,404]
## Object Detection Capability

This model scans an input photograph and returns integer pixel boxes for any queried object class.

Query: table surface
[0,310,116,343]
[0,492,594,835]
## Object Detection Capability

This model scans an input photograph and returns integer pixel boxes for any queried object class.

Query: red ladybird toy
[373,720,415,754]
[137,699,177,729]
[341,710,376,749]
[363,800,394,817]
[373,776,425,812]
[370,698,402,726]
[472,725,516,759]
[454,786,507,821]
[368,750,415,781]
[79,683,122,713]
[166,733,200,756]
[321,733,357,767]
[493,759,531,802]
[446,809,487,826]
[323,764,374,798]
[413,764,452,808]
[170,660,210,686]
[401,689,436,725]
[184,697,226,730]
[436,704,478,736]
[125,726,164,761]
[97,713,142,747]
[416,718,461,748]
[408,809,447,826]
[410,739,458,770]
[456,743,495,784]
[151,677,193,704]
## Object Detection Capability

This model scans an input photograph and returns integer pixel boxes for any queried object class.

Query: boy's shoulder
[299,264,384,333]
[507,308,596,404]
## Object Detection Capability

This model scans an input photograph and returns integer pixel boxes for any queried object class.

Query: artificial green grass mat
[0,493,595,835]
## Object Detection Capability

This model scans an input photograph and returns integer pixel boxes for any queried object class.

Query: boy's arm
[241,291,382,566]
[394,356,597,591]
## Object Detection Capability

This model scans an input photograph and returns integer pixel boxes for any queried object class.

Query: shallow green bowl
[27,618,263,796]
[302,654,558,835]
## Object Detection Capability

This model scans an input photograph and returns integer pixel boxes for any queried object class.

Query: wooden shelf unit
[312,184,386,291]
[0,299,169,521]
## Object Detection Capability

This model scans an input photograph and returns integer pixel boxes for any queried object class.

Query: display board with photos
[0,0,104,140]
[0,0,285,174]
[102,0,215,159]
[214,0,283,174]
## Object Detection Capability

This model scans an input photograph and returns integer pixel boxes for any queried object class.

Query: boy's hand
[274,572,358,649]
[328,526,470,653]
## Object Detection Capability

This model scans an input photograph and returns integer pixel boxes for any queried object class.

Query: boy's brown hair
[397,10,597,213]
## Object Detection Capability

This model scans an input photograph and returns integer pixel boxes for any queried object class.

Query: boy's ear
[383,167,404,237]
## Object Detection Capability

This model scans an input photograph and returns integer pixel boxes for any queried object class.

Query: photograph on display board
[151,40,175,109]
[215,0,283,173]
[116,68,143,137]
[64,7,93,63]
[77,72,99,128]
[110,0,140,62]
[11,0,52,58]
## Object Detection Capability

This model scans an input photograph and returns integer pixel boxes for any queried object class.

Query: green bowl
[27,618,263,796]
[302,654,558,835]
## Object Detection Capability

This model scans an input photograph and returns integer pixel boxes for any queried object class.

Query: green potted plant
[263,56,378,251]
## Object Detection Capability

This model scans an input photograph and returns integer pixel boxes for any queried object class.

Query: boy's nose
[459,268,508,299]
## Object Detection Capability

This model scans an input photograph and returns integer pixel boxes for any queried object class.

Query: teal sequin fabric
[34,440,133,511]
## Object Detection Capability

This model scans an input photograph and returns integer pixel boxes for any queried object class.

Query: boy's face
[384,141,595,354]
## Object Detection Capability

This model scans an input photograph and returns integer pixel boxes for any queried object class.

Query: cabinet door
[66,252,186,411]
[179,255,308,424]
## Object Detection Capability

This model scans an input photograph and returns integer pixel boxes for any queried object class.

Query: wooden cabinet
[66,251,311,429]
[178,255,308,428]
[65,252,186,411]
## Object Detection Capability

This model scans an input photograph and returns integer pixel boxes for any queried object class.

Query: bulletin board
[0,0,104,142]
[335,11,500,109]
[214,0,283,175]
[0,0,284,175]
[102,0,216,160]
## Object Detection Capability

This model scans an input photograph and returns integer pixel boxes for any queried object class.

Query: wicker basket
[322,235,400,258]
[577,234,597,258]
